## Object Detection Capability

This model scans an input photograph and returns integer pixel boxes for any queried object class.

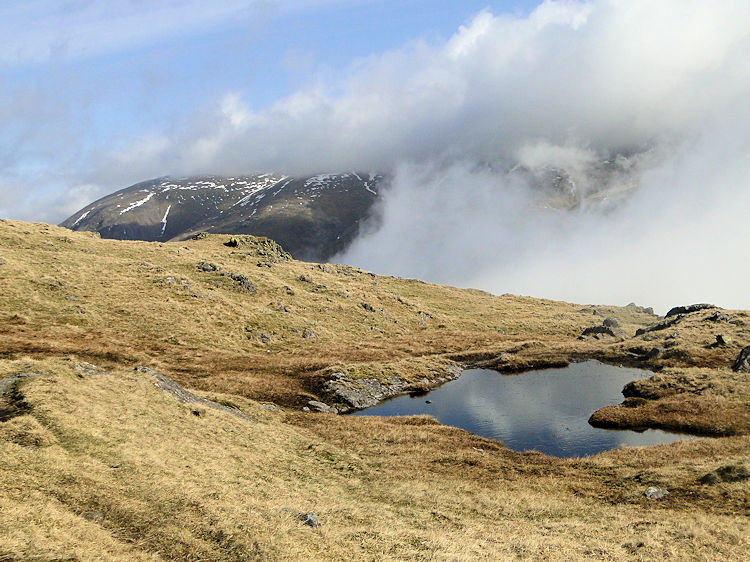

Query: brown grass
[0,219,666,406]
[1,358,748,560]
[1,219,749,560]
[590,367,750,435]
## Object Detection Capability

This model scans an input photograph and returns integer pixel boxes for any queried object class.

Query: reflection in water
[352,360,695,457]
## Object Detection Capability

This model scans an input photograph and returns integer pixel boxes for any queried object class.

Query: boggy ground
[0,219,749,560]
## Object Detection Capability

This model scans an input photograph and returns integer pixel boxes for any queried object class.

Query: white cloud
[99,0,747,177]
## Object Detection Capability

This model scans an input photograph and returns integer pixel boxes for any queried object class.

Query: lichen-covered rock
[715,334,732,346]
[133,366,252,421]
[299,512,320,528]
[197,261,217,271]
[225,236,292,261]
[645,486,668,499]
[732,346,750,373]
[579,325,624,340]
[326,376,407,409]
[325,362,462,411]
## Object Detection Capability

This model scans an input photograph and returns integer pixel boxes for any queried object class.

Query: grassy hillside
[1,219,748,560]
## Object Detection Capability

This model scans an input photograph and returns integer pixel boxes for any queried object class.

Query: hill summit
[60,173,384,261]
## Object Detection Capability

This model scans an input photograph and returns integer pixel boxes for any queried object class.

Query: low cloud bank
[338,112,750,312]
[325,1,750,312]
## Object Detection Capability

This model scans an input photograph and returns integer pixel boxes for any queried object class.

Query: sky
[2,0,749,312]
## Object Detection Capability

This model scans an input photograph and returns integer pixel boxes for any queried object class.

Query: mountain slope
[60,173,384,261]
[0,220,749,560]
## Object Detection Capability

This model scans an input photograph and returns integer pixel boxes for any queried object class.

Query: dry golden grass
[590,366,750,435]
[1,219,749,560]
[1,358,748,561]
[0,219,663,406]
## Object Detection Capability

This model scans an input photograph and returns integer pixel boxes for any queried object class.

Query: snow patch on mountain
[120,191,155,214]
[160,205,172,236]
[71,210,90,227]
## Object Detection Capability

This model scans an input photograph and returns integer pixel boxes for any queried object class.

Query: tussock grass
[1,358,748,560]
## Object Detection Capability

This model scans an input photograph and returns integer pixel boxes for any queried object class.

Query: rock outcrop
[665,303,716,318]
[733,346,750,373]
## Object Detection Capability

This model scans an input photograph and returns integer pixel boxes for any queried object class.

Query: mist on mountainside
[328,2,750,313]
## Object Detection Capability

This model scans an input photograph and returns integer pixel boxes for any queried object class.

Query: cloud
[5,0,750,311]
[96,0,748,174]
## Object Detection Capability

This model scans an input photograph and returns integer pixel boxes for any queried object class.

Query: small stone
[227,273,256,293]
[302,328,316,339]
[622,542,645,553]
[302,407,310,412]
[307,400,337,413]
[715,334,732,346]
[360,302,375,312]
[644,486,668,499]
[82,511,104,523]
[257,332,271,343]
[197,261,217,272]
[298,274,313,283]
[496,329,506,335]
[262,403,280,412]
[580,325,619,338]
[299,511,320,528]
[645,347,665,360]
[75,362,105,376]
[706,311,729,322]
[65,295,78,301]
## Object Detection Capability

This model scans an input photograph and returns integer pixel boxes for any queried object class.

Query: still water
[352,360,695,457]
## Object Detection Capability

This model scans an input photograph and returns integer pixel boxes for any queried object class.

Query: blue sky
[0,0,541,222]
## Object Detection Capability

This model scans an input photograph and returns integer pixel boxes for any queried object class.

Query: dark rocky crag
[61,173,385,262]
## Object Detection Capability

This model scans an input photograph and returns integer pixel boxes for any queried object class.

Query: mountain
[60,172,385,261]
